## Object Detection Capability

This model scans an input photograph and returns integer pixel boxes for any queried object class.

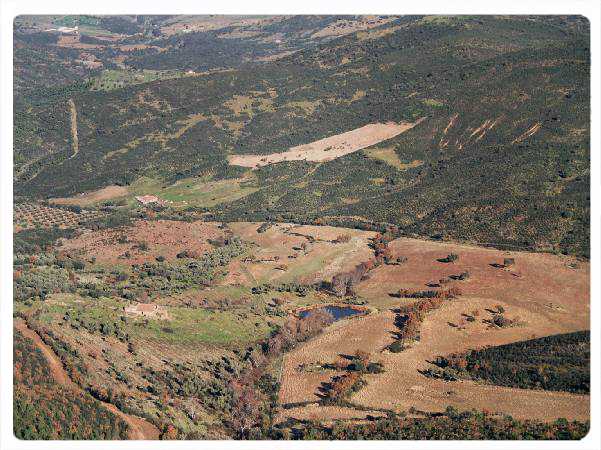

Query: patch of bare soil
[60,219,225,265]
[228,120,424,168]
[279,238,590,422]
[50,185,129,207]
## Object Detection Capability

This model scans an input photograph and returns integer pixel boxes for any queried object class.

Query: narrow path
[68,98,79,158]
[15,320,160,440]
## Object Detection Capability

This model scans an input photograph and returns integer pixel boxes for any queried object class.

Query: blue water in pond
[298,305,364,321]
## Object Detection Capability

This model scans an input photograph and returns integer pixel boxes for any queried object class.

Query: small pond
[298,305,366,321]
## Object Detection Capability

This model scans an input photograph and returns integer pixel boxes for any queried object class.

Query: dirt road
[68,98,79,158]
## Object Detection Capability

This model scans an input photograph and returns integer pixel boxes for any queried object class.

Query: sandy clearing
[15,319,160,440]
[228,120,424,168]
[50,185,129,207]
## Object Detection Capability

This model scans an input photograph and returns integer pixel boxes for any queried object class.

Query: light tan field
[279,310,396,405]
[224,222,376,285]
[60,219,225,265]
[228,120,424,168]
[310,16,396,39]
[276,404,387,424]
[50,185,128,207]
[279,237,590,422]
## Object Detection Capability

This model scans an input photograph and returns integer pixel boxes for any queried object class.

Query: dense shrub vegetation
[271,408,589,440]
[426,331,590,393]
[13,330,129,439]
[13,16,590,256]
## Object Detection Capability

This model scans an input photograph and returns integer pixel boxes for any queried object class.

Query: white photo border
[1,1,599,449]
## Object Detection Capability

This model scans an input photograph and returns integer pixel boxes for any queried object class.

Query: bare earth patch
[228,120,424,168]
[50,185,129,207]
[60,219,225,266]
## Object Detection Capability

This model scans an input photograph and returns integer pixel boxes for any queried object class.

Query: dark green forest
[426,331,590,393]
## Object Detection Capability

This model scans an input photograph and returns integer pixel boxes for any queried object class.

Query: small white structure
[135,195,162,206]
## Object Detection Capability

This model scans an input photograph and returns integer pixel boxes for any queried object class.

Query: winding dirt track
[15,320,160,440]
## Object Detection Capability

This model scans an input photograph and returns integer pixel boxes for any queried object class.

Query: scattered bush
[438,253,459,263]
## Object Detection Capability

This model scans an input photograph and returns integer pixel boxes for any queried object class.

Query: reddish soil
[358,237,589,326]
[60,219,225,265]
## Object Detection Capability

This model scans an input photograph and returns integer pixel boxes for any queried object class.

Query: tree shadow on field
[316,380,333,399]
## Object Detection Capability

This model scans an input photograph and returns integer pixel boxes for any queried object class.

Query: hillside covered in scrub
[14,15,590,256]
[11,14,592,442]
